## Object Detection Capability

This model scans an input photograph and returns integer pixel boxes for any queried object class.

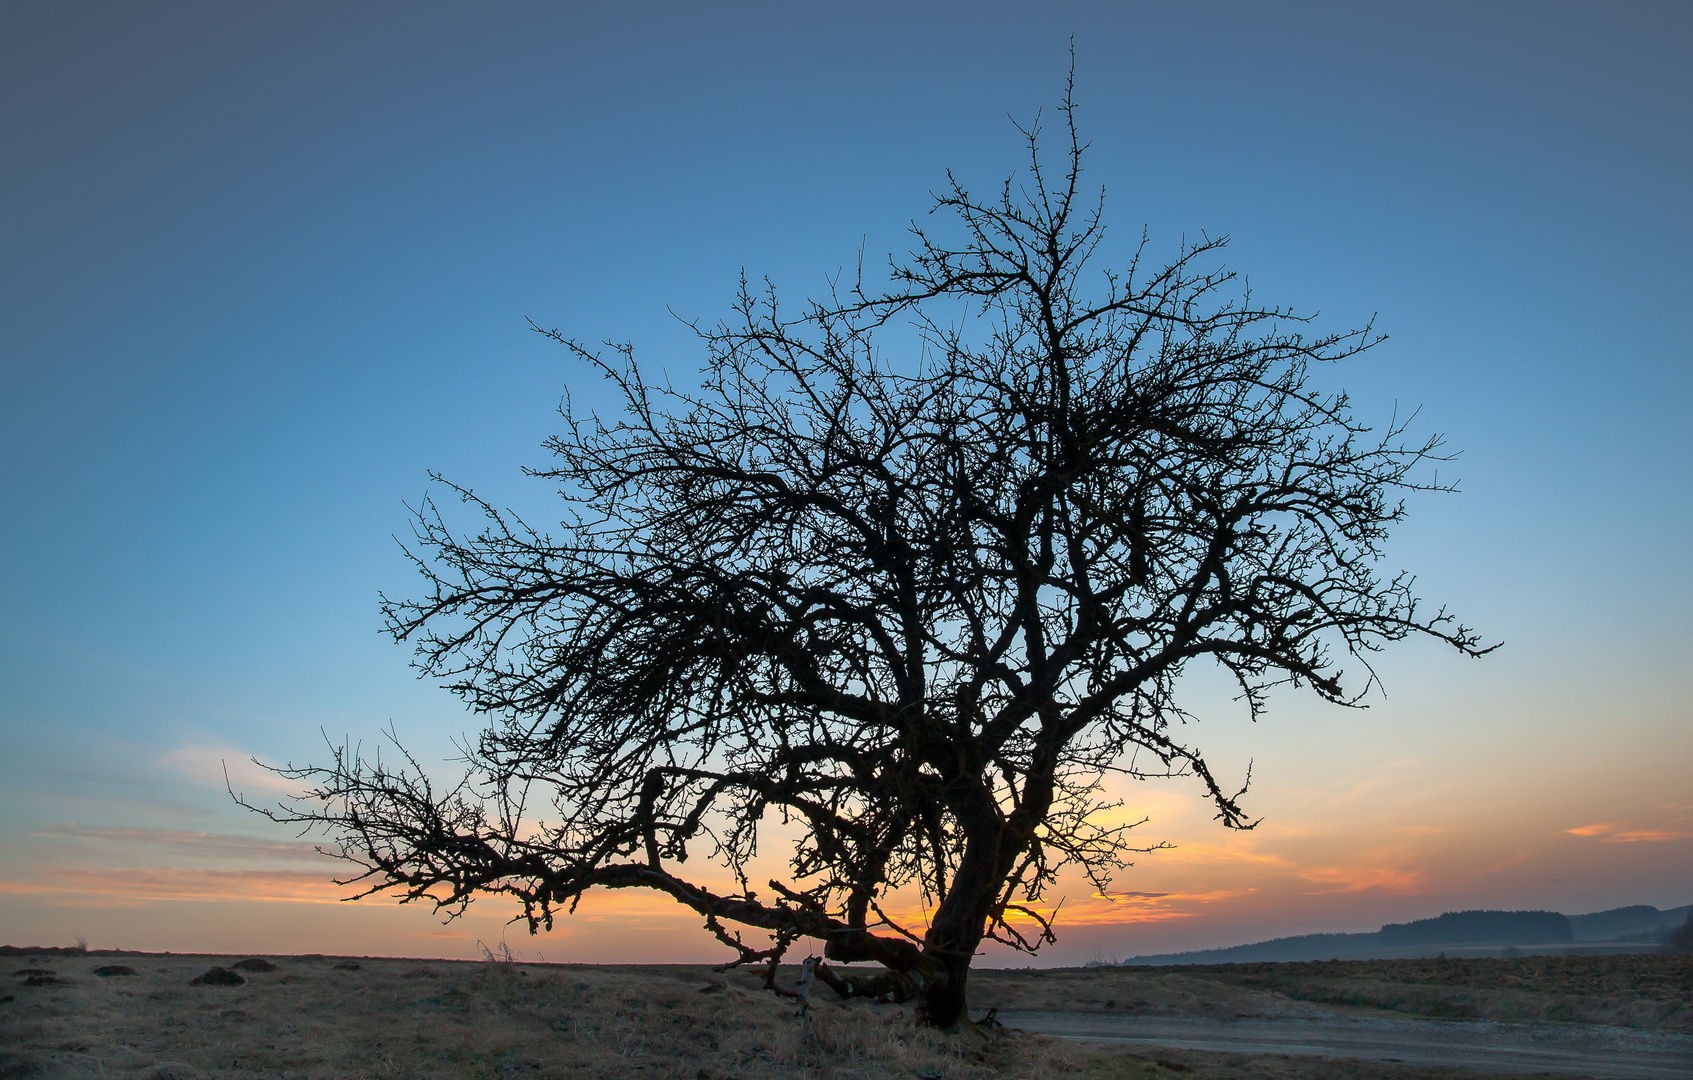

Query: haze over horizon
[2,2,1689,966]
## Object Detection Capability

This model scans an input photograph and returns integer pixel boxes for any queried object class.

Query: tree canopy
[253,90,1490,1027]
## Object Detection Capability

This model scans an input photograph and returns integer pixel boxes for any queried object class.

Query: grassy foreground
[972,953,1693,1030]
[4,948,1687,1080]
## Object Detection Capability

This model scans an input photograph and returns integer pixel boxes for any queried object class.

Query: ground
[971,954,1693,1028]
[3,947,1688,1079]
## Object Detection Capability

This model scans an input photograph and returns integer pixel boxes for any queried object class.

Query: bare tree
[250,89,1491,1027]
[1667,910,1693,954]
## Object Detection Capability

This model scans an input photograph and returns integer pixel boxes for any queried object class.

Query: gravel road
[988,1010,1693,1079]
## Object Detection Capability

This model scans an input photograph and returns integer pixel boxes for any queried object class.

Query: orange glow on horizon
[0,868,351,907]
[7,757,1690,962]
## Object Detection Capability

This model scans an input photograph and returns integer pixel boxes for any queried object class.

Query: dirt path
[989,1010,1693,1079]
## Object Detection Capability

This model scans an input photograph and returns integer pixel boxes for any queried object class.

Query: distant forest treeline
[1380,909,1570,946]
[1117,903,1692,966]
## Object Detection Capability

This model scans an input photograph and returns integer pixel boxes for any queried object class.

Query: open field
[3,948,1689,1079]
[971,954,1693,1030]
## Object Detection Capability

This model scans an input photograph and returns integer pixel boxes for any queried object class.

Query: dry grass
[4,949,1677,1080]
[1,953,1061,1080]
[1096,954,1693,1030]
[970,967,1333,1019]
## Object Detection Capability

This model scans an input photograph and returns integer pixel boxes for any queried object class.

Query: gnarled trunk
[911,821,1005,1027]
[915,949,974,1027]
[812,863,994,1025]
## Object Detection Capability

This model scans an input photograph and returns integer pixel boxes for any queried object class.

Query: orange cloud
[1139,840,1293,870]
[34,824,331,863]
[1565,822,1621,837]
[0,867,349,907]
[1564,822,1693,843]
[1296,865,1426,894]
[984,888,1256,930]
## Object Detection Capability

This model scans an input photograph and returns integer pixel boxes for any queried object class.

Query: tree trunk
[915,832,1003,1027]
[916,949,973,1027]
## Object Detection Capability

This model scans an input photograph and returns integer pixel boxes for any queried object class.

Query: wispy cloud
[159,743,304,796]
[982,888,1255,930]
[1602,829,1693,843]
[0,867,348,907]
[1565,822,1621,837]
[1138,840,1293,870]
[1565,821,1693,843]
[32,823,332,863]
[1297,865,1426,894]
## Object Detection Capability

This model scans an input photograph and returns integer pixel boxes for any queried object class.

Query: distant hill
[1381,910,1570,946]
[1115,932,1381,966]
[1117,903,1692,966]
[1570,904,1692,940]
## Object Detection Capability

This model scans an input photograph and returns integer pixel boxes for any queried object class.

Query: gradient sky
[2,1,1689,965]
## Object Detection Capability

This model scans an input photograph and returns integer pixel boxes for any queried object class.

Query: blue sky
[2,1,1689,961]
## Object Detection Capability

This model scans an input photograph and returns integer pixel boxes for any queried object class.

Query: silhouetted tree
[1668,910,1693,953]
[250,88,1491,1027]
